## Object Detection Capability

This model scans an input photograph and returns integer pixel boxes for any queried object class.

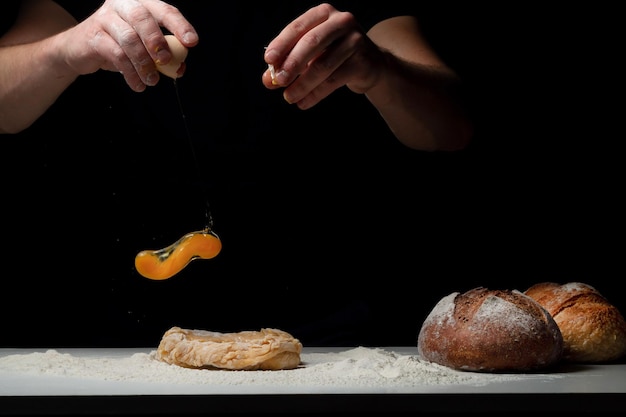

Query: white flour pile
[0,347,550,388]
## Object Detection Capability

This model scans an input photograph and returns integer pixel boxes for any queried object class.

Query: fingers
[264,4,356,86]
[88,30,148,92]
[141,0,199,47]
[285,31,367,108]
[263,4,374,108]
[91,0,198,91]
[105,16,162,89]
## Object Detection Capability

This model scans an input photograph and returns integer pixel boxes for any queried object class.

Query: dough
[525,282,626,363]
[156,327,303,370]
[417,287,563,372]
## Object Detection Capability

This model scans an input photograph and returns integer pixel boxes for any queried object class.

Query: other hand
[262,3,384,109]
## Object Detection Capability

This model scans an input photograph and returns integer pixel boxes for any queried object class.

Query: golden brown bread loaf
[417,287,563,372]
[156,327,303,370]
[524,282,626,363]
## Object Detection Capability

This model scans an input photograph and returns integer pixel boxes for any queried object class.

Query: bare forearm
[366,53,473,151]
[363,16,473,151]
[0,36,77,134]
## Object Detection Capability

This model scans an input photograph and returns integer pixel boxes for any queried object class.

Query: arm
[0,0,77,134]
[262,4,473,151]
[364,16,473,151]
[0,0,198,134]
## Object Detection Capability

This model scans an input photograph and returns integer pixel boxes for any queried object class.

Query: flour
[0,347,541,388]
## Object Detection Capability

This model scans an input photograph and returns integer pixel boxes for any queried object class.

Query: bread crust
[525,282,626,363]
[417,287,563,372]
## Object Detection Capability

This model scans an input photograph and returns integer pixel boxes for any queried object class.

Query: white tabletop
[1,347,624,414]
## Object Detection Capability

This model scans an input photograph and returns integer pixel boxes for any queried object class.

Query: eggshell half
[156,35,188,79]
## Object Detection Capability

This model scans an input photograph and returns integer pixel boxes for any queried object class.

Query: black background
[1,2,623,350]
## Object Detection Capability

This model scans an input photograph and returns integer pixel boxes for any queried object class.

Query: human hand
[262,3,385,109]
[56,0,198,92]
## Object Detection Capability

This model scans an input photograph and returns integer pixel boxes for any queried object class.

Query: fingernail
[275,69,289,86]
[182,32,198,44]
[146,71,159,86]
[264,48,278,61]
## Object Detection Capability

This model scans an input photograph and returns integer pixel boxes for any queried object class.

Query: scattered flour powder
[0,347,546,388]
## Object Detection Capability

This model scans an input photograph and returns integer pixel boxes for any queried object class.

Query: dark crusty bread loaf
[525,282,626,363]
[417,287,563,372]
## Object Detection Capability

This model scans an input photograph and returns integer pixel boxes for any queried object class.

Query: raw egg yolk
[135,230,222,280]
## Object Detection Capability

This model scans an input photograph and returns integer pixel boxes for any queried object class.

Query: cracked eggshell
[156,34,188,79]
